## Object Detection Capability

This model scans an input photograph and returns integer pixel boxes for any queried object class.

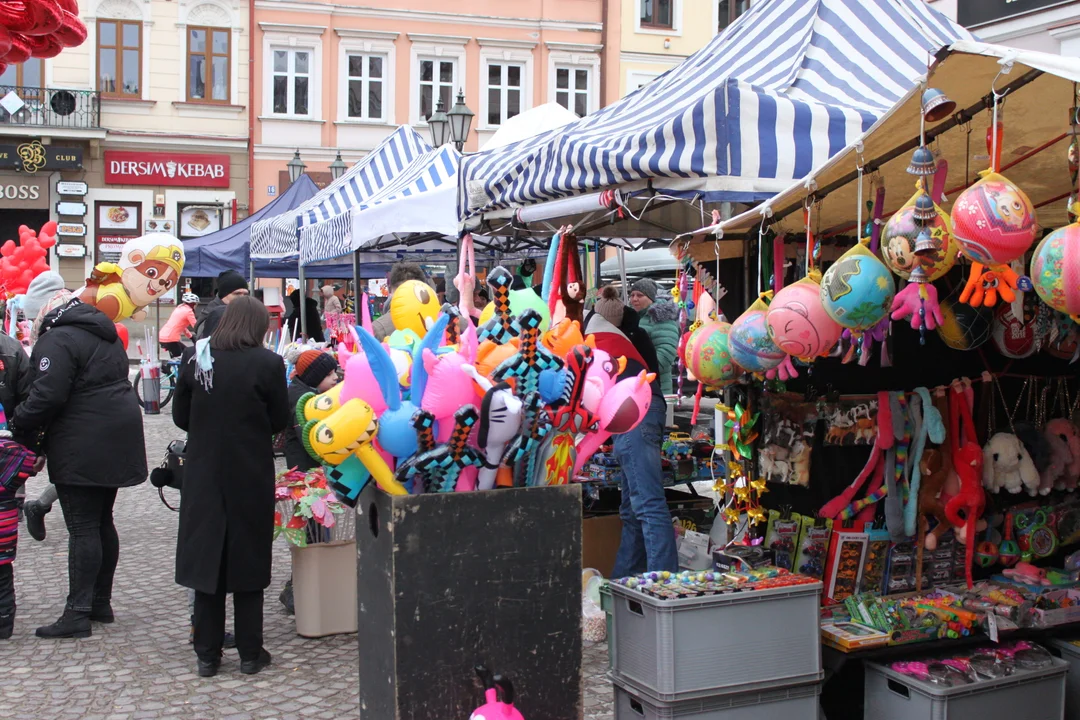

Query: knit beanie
[216,270,248,300]
[30,288,75,344]
[630,277,658,302]
[295,350,339,388]
[22,271,65,321]
[594,286,624,327]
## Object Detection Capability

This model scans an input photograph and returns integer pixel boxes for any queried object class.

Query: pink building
[251,0,614,213]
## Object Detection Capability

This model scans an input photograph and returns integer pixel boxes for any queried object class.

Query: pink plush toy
[1047,418,1080,491]
[573,370,655,476]
[471,666,525,720]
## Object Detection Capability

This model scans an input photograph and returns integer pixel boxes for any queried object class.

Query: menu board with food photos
[95,201,141,264]
[178,204,222,239]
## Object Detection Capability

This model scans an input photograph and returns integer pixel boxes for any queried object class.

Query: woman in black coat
[172,297,290,677]
[12,294,147,639]
[285,289,325,344]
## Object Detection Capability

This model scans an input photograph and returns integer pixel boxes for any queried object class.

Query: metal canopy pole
[298,263,308,339]
[352,250,361,314]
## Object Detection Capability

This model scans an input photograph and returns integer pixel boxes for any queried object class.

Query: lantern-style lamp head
[921,88,956,123]
[329,150,347,181]
[287,149,306,184]
[428,98,450,147]
[447,89,474,151]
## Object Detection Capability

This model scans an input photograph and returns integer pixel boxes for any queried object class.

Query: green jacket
[638,300,680,395]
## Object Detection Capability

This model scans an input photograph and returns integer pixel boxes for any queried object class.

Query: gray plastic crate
[865,656,1067,720]
[608,581,822,701]
[613,677,821,720]
[1048,638,1080,720]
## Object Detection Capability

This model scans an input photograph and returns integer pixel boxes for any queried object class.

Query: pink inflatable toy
[766,276,842,359]
[337,346,388,416]
[471,666,525,720]
[580,346,622,414]
[413,314,481,443]
[573,369,655,476]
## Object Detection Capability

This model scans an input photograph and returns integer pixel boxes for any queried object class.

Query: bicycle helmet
[181,292,199,305]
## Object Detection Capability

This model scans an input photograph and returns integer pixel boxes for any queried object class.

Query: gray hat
[22,271,66,321]
[630,277,659,302]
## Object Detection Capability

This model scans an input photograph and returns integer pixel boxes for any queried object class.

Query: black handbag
[149,439,185,511]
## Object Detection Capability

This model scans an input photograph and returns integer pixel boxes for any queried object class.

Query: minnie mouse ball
[951,172,1038,265]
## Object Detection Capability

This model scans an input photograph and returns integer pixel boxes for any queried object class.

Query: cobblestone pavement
[0,411,614,719]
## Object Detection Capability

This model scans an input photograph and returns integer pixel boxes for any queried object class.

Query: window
[346,53,385,121]
[718,0,749,32]
[97,20,142,97]
[419,58,455,121]
[0,59,44,102]
[187,26,230,103]
[640,0,673,28]
[555,66,591,117]
[272,48,310,116]
[485,63,522,126]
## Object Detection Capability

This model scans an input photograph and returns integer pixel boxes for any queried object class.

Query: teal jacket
[638,300,680,395]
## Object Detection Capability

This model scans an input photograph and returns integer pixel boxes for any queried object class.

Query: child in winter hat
[293,350,339,393]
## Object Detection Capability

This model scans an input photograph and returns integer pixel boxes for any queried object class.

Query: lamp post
[447,89,474,152]
[427,98,450,148]
[287,149,306,185]
[329,150,347,181]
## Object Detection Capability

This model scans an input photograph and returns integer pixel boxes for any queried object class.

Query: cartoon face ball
[936,299,992,350]
[952,172,1038,265]
[1030,222,1080,317]
[881,203,957,281]
[820,243,895,331]
[683,321,741,388]
[389,280,440,337]
[121,240,184,307]
[766,277,842,359]
[729,308,785,373]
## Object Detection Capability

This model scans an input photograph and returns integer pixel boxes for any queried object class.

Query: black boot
[240,648,272,675]
[23,500,49,542]
[0,613,13,640]
[90,601,114,624]
[197,654,221,678]
[35,609,91,639]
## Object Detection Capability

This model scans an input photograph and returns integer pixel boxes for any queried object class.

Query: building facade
[930,0,1080,54]
[250,0,609,214]
[0,0,250,288]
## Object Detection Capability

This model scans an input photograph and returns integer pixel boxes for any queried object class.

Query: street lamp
[447,89,474,152]
[427,98,450,148]
[287,149,307,184]
[329,150,347,180]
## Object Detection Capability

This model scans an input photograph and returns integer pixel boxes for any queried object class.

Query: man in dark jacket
[13,297,147,639]
[586,286,676,577]
[285,290,325,344]
[195,270,249,340]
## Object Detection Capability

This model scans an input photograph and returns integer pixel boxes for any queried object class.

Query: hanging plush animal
[1015,422,1053,495]
[1044,424,1074,492]
[1046,418,1080,491]
[982,432,1040,495]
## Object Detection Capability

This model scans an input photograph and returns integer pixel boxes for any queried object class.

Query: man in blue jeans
[586,286,678,577]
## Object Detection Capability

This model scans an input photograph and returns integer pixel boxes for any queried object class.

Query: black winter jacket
[13,300,147,488]
[284,378,320,472]
[195,297,225,340]
[0,333,32,421]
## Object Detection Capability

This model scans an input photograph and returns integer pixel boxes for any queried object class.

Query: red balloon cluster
[1,220,55,295]
[0,0,87,73]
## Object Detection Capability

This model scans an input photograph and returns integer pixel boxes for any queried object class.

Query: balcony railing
[0,86,100,130]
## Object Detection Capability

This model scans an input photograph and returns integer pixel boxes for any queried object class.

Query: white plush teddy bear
[982,432,1040,495]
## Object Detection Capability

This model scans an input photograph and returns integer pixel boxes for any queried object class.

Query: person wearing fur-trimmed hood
[629,278,680,396]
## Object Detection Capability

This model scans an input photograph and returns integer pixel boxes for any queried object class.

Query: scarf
[192,337,214,391]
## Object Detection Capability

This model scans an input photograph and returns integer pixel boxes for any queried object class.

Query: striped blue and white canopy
[303,145,461,265]
[250,125,432,258]
[459,0,972,219]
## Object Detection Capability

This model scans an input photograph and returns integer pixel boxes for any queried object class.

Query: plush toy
[1043,423,1074,493]
[389,279,440,337]
[77,234,184,322]
[946,386,987,589]
[1047,418,1080,491]
[1015,421,1052,491]
[462,365,524,492]
[982,432,1040,495]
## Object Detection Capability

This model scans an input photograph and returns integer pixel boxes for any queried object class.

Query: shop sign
[0,176,48,209]
[0,141,82,173]
[958,0,1069,27]
[56,201,87,216]
[55,244,87,258]
[97,235,130,264]
[57,222,86,237]
[104,151,230,188]
[56,181,88,197]
[144,218,176,235]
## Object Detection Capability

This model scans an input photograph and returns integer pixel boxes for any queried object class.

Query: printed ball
[1030,223,1080,317]
[684,321,741,388]
[991,295,1040,359]
[766,277,842,359]
[880,202,957,281]
[936,299,992,350]
[729,308,785,373]
[951,172,1037,265]
[1046,314,1079,360]
[820,243,896,331]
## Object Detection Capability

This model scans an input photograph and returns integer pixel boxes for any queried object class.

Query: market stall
[621,39,1080,720]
